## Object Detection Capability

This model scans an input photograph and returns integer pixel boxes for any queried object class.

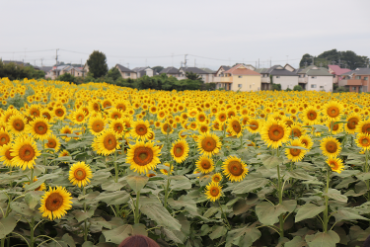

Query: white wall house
[297,65,333,92]
[256,65,298,90]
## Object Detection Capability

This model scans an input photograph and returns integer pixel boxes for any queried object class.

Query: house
[214,66,231,84]
[328,65,351,84]
[339,68,370,92]
[132,67,154,78]
[295,65,333,92]
[47,65,69,80]
[115,64,137,79]
[178,67,214,83]
[218,64,261,91]
[159,67,181,78]
[256,65,299,90]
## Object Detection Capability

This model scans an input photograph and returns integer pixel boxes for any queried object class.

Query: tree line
[0,61,45,80]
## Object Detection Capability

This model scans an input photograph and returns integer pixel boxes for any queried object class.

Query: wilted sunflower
[227,116,243,137]
[60,125,73,142]
[92,130,120,156]
[88,115,106,136]
[285,139,307,162]
[211,173,223,183]
[197,133,222,156]
[299,134,313,149]
[205,182,222,202]
[356,120,370,135]
[170,139,189,163]
[222,156,248,182]
[0,143,14,167]
[160,162,174,175]
[44,134,61,153]
[0,128,12,147]
[356,133,370,151]
[326,157,344,174]
[324,101,343,120]
[69,161,93,188]
[131,120,151,140]
[11,135,40,170]
[23,177,46,191]
[26,117,51,140]
[127,141,161,174]
[195,155,215,173]
[320,136,341,157]
[8,114,26,135]
[345,113,360,134]
[261,120,289,149]
[39,186,73,220]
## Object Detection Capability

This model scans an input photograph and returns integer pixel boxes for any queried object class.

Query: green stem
[114,151,118,183]
[83,187,88,242]
[30,218,35,247]
[30,168,34,184]
[277,164,284,237]
[365,150,370,200]
[134,190,141,224]
[164,163,172,208]
[218,201,231,230]
[42,140,46,166]
[323,170,330,232]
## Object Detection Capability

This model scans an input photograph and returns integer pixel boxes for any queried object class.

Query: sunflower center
[292,129,301,137]
[103,134,117,150]
[174,145,184,157]
[327,107,339,118]
[232,121,241,133]
[268,125,284,141]
[201,160,211,169]
[163,123,171,133]
[43,112,51,120]
[332,124,339,131]
[136,124,147,135]
[249,121,258,130]
[13,119,25,131]
[0,134,10,145]
[210,187,219,196]
[133,147,154,166]
[56,109,64,116]
[213,176,220,182]
[202,137,217,152]
[347,118,358,129]
[19,144,36,161]
[92,120,104,132]
[74,168,87,180]
[45,193,64,211]
[290,148,301,156]
[5,149,14,160]
[301,140,308,147]
[47,140,56,148]
[307,111,317,120]
[77,114,84,121]
[362,124,370,134]
[35,122,48,135]
[361,138,370,145]
[228,161,244,176]
[325,141,338,153]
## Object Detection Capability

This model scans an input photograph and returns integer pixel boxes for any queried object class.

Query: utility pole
[55,49,59,65]
[258,58,260,68]
[184,54,188,68]
[270,57,272,67]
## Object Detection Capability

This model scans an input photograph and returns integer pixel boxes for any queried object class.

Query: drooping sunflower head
[92,130,120,156]
[60,125,73,142]
[0,143,15,167]
[261,120,289,149]
[39,186,73,220]
[299,134,313,149]
[170,139,189,163]
[44,134,61,153]
[320,136,341,158]
[197,133,222,156]
[88,116,106,136]
[8,113,26,135]
[356,133,370,151]
[127,141,161,174]
[222,156,248,182]
[227,116,243,137]
[205,182,222,202]
[26,117,51,140]
[324,101,344,120]
[69,161,93,188]
[195,155,215,174]
[10,135,40,170]
[326,157,344,174]
[345,113,360,134]
[211,173,223,183]
[131,120,151,140]
[285,139,307,162]
[161,122,174,135]
[178,129,189,139]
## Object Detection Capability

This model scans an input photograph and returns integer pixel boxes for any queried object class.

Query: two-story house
[339,68,370,92]
[115,64,137,79]
[178,67,214,83]
[328,65,351,85]
[132,67,154,78]
[219,64,261,91]
[295,65,333,92]
[256,65,299,90]
[159,67,181,78]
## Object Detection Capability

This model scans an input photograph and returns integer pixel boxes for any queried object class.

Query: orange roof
[224,65,261,76]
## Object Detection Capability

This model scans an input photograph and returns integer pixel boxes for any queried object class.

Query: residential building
[115,64,137,79]
[328,65,351,84]
[132,67,154,78]
[256,65,298,90]
[218,64,261,91]
[214,65,231,84]
[296,65,333,92]
[159,67,181,78]
[178,67,214,83]
[339,68,370,92]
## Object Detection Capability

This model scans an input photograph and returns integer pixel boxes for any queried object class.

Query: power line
[0,49,55,54]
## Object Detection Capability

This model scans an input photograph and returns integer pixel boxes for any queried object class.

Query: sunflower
[60,126,73,142]
[222,156,248,182]
[170,139,189,163]
[326,157,344,174]
[211,173,223,183]
[303,106,319,125]
[289,123,305,138]
[324,101,343,120]
[320,136,341,157]
[44,134,61,153]
[88,116,106,136]
[0,144,14,167]
[160,162,174,175]
[178,129,189,139]
[299,134,313,149]
[54,106,67,120]
[92,130,120,156]
[285,139,307,162]
[161,122,174,135]
[147,131,155,141]
[23,177,46,191]
[205,182,222,202]
[127,140,161,174]
[327,120,343,134]
[39,186,73,220]
[69,161,93,188]
[0,128,12,147]
[131,120,151,140]
[227,116,243,137]
[26,117,51,140]
[356,120,370,134]
[8,114,26,135]
[216,111,228,124]
[59,149,70,159]
[199,124,210,134]
[261,120,289,149]
[11,135,40,170]
[345,113,360,134]
[356,133,370,151]
[197,133,222,156]
[195,155,215,173]
[247,119,262,133]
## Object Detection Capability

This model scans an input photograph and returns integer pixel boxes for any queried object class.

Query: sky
[1,0,370,70]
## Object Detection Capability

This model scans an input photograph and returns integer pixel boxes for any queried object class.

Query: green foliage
[86,50,108,78]
[107,67,121,81]
[334,86,349,93]
[185,71,202,82]
[151,66,164,73]
[57,73,77,83]
[272,83,281,91]
[0,61,45,80]
[293,85,303,91]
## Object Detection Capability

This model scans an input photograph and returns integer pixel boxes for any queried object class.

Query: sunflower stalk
[164,162,172,209]
[276,163,284,238]
[218,201,231,230]
[29,218,35,247]
[114,150,118,183]
[134,189,141,224]
[83,187,88,242]
[322,169,330,232]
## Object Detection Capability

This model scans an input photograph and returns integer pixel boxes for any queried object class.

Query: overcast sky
[1,0,369,70]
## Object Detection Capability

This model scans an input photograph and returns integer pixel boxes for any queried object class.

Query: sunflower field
[1,78,370,247]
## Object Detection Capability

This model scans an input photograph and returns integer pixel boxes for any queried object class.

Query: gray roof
[38,66,52,73]
[296,65,332,76]
[200,67,216,73]
[220,65,231,71]
[341,70,354,76]
[2,60,26,66]
[160,67,180,74]
[255,65,297,76]
[353,68,370,75]
[132,67,151,72]
[179,67,210,74]
[116,64,135,73]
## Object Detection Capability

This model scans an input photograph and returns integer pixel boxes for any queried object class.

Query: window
[365,77,368,80]
[311,76,317,79]
[353,87,356,91]
[356,76,361,79]
[311,84,317,88]
[238,76,242,78]
[320,86,324,89]
[126,73,130,76]
[276,76,280,79]
[249,85,251,89]
[238,84,242,88]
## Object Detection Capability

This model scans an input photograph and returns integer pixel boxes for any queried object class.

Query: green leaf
[125,175,149,193]
[209,225,227,240]
[140,203,181,231]
[256,200,297,225]
[62,233,76,247]
[286,171,315,181]
[0,215,17,238]
[325,189,347,203]
[285,146,309,150]
[258,154,283,169]
[74,209,95,222]
[226,225,261,247]
[295,203,325,223]
[103,224,132,244]
[203,207,219,218]
[305,230,340,247]
[81,241,95,247]
[285,236,307,247]
[25,191,43,210]
[332,208,369,223]
[163,228,184,244]
[132,223,147,236]
[95,191,130,206]
[231,178,269,194]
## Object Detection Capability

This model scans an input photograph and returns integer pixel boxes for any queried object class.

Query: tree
[57,73,77,83]
[185,72,202,82]
[272,84,281,91]
[152,66,164,74]
[107,67,121,81]
[86,51,108,78]
[293,85,303,91]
